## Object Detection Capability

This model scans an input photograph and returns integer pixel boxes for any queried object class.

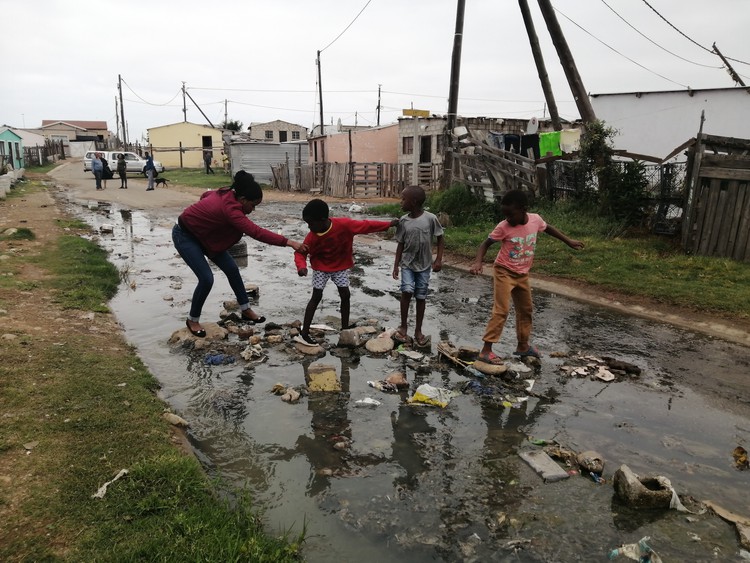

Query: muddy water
[64,196,750,562]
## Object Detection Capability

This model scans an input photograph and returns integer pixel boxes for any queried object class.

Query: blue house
[0,127,24,170]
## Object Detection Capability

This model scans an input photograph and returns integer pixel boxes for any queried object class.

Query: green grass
[26,162,60,174]
[157,168,237,189]
[370,185,750,320]
[0,227,35,241]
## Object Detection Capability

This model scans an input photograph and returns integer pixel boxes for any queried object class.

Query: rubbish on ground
[602,356,642,375]
[163,412,189,427]
[544,445,578,467]
[590,471,606,484]
[204,353,235,365]
[92,468,129,499]
[506,362,532,374]
[464,366,485,379]
[240,343,264,360]
[271,383,286,395]
[408,383,458,407]
[524,379,535,392]
[458,346,479,362]
[437,340,471,367]
[613,464,676,510]
[608,536,662,562]
[734,446,749,470]
[385,371,409,389]
[519,450,570,483]
[595,366,616,382]
[688,532,701,542]
[348,203,365,213]
[368,380,400,393]
[529,438,555,446]
[702,500,750,550]
[463,380,494,395]
[355,397,381,407]
[306,363,341,392]
[399,349,424,361]
[577,450,605,474]
[281,388,300,403]
[310,323,336,331]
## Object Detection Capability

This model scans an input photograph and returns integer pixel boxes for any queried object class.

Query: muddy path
[48,163,750,561]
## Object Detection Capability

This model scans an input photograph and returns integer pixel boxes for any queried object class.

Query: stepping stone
[474,360,508,376]
[519,450,570,483]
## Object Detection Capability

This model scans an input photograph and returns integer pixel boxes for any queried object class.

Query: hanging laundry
[539,131,562,157]
[560,128,581,153]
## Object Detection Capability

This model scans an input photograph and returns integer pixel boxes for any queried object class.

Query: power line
[188,87,374,94]
[640,0,750,66]
[120,79,182,106]
[600,0,720,68]
[554,7,690,88]
[320,0,372,53]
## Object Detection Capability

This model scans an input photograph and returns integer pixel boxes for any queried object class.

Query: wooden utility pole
[182,82,187,122]
[442,0,466,189]
[536,0,596,123]
[317,50,326,187]
[519,0,562,131]
[713,43,746,86]
[118,74,127,145]
[224,99,228,126]
[114,96,120,143]
[377,84,381,126]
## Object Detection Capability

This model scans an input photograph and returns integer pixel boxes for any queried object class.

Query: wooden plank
[699,167,750,181]
[715,181,738,257]
[698,178,722,256]
[691,180,710,254]
[702,133,750,152]
[702,154,750,169]
[725,182,746,258]
[683,135,705,249]
[733,183,750,261]
[661,137,696,164]
[612,149,662,163]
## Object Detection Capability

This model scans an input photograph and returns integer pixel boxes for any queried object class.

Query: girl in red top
[294,198,398,345]
[174,171,305,337]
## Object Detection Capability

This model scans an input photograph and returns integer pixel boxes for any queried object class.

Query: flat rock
[519,450,569,483]
[294,341,325,355]
[474,360,508,376]
[366,333,395,354]
[168,323,228,346]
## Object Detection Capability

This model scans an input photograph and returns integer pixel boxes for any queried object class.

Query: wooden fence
[272,162,442,198]
[682,133,750,261]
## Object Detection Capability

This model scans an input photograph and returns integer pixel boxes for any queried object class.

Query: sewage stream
[61,193,750,562]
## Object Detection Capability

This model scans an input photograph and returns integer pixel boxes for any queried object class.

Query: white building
[590,87,750,159]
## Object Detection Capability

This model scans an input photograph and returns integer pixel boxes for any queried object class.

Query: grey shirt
[395,211,444,272]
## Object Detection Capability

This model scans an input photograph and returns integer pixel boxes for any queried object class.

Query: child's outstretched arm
[470,238,495,274]
[294,233,314,276]
[544,225,584,250]
[433,234,445,272]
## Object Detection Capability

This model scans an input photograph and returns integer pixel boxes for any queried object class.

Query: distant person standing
[204,150,215,174]
[221,150,230,174]
[144,152,156,191]
[116,153,127,189]
[91,152,104,190]
[101,155,114,189]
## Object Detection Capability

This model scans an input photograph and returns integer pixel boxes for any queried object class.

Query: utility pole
[118,74,127,145]
[519,0,562,131]
[182,82,187,122]
[184,89,215,128]
[224,99,228,126]
[377,84,381,126]
[537,0,596,123]
[114,96,120,144]
[442,0,466,189]
[316,50,326,184]
[713,42,746,86]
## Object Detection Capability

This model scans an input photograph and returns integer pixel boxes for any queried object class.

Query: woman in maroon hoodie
[173,171,305,337]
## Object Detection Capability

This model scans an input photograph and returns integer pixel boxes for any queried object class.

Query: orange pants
[482,264,533,346]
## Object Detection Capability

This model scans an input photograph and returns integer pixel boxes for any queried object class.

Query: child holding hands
[392,186,444,346]
[470,189,583,363]
[295,199,398,345]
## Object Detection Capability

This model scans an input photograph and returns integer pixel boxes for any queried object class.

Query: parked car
[83,151,164,174]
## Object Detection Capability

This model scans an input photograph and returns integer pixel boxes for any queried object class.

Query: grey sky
[2,0,747,142]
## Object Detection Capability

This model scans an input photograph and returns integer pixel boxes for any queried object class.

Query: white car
[84,151,164,174]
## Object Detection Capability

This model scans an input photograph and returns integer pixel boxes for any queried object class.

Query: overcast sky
[2,0,747,142]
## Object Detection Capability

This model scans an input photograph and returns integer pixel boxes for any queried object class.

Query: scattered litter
[577,450,605,474]
[688,532,701,542]
[464,366,485,379]
[367,380,400,393]
[608,536,662,562]
[240,343,264,360]
[702,500,750,550]
[204,353,235,365]
[463,380,495,395]
[399,350,424,361]
[163,412,189,427]
[23,441,39,452]
[519,450,570,483]
[271,383,286,395]
[590,471,606,484]
[408,383,458,407]
[595,366,616,382]
[310,324,337,331]
[281,388,301,403]
[506,362,532,374]
[348,203,365,213]
[734,446,749,470]
[92,469,129,499]
[355,397,381,407]
[524,379,535,392]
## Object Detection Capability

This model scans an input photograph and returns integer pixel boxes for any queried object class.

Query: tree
[220,119,243,132]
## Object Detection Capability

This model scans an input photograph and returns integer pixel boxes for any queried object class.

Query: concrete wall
[590,87,750,159]
[317,124,399,164]
[248,120,308,143]
[148,122,224,168]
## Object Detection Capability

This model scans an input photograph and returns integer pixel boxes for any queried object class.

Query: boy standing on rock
[392,186,444,347]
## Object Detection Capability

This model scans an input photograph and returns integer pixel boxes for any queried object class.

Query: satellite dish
[526,116,539,134]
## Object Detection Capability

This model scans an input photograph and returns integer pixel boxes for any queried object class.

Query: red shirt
[179,188,287,255]
[294,217,392,272]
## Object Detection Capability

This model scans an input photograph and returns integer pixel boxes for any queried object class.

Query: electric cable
[120,79,182,106]
[600,0,721,68]
[320,0,372,53]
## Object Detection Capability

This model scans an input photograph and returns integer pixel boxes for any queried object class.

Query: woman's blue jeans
[172,224,249,321]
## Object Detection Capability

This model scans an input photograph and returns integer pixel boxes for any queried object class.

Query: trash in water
[355,397,381,407]
[734,446,749,470]
[204,353,235,365]
[608,536,662,562]
[408,383,458,407]
[506,362,532,374]
[367,380,400,393]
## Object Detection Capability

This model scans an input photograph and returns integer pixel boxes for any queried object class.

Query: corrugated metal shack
[228,140,308,184]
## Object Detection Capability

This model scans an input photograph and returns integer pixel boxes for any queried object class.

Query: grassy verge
[155,168,236,189]
[371,186,750,320]
[0,182,303,561]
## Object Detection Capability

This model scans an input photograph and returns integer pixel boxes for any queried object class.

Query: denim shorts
[400,267,431,299]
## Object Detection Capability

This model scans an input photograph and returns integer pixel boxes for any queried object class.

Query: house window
[292,131,300,140]
[265,130,273,140]
[402,136,414,155]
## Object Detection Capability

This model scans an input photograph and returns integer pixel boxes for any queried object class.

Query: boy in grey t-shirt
[392,186,444,347]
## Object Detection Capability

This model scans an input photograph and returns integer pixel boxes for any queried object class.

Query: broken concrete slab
[613,464,672,509]
[519,450,570,483]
